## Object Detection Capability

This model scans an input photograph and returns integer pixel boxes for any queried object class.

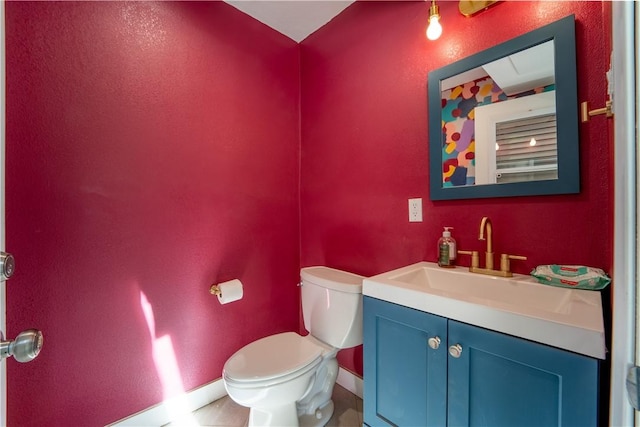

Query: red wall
[4,0,612,424]
[5,2,300,425]
[300,1,612,375]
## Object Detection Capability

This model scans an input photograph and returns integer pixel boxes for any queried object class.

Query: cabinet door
[447,320,599,427]
[363,297,447,427]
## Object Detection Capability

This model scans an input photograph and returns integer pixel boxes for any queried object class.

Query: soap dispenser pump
[438,227,457,268]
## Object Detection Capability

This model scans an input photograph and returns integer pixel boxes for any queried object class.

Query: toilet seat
[223,332,323,388]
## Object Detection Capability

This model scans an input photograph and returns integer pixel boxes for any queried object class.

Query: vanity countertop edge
[363,261,606,360]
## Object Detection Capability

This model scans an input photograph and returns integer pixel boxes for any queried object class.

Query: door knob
[0,252,15,281]
[428,336,441,350]
[1,329,44,362]
[449,343,463,358]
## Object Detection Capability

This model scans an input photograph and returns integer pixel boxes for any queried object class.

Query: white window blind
[474,90,556,185]
[495,113,558,184]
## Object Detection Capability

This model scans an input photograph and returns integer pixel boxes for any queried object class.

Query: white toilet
[222,266,364,427]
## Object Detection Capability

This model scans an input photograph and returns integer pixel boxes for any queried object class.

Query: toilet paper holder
[209,279,244,305]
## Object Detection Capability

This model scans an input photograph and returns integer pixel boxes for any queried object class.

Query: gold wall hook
[209,284,221,296]
[581,100,613,123]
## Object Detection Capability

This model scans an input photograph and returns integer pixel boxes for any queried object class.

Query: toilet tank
[300,266,365,349]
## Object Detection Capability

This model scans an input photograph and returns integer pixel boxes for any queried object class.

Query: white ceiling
[224,0,355,42]
[441,41,555,95]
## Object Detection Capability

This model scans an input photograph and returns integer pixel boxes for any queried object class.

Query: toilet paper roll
[216,279,244,305]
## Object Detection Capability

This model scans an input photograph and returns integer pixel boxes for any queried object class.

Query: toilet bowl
[222,266,364,427]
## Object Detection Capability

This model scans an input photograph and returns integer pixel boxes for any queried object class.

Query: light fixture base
[458,0,499,17]
[429,3,439,18]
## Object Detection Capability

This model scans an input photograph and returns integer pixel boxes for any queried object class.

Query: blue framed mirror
[428,15,579,200]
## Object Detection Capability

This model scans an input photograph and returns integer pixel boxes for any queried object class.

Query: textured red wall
[5,2,300,425]
[300,1,612,375]
[4,0,612,422]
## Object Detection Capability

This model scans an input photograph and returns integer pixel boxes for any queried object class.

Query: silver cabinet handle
[428,336,441,350]
[449,344,463,358]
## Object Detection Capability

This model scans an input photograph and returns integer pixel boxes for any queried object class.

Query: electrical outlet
[408,198,423,222]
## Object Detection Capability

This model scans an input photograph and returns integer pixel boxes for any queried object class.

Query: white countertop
[363,261,606,360]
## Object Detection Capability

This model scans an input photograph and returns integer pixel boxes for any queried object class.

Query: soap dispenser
[438,227,457,268]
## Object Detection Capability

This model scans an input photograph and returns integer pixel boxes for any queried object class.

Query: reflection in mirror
[441,41,557,187]
[475,90,557,185]
[428,15,579,200]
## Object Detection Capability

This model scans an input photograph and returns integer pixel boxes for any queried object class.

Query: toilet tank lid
[300,266,365,294]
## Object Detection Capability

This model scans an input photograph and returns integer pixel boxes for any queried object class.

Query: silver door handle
[0,252,15,281]
[0,329,43,362]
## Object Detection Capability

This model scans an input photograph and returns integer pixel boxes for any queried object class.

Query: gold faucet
[479,216,493,270]
[458,216,526,278]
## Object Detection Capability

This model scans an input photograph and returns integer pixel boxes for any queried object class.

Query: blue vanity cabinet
[363,296,600,427]
[363,296,448,427]
[447,319,599,426]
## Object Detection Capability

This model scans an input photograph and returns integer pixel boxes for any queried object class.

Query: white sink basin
[390,265,574,314]
[363,261,606,359]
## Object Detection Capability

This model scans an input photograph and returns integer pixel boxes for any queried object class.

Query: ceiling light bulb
[529,137,537,146]
[426,1,442,41]
[427,15,442,40]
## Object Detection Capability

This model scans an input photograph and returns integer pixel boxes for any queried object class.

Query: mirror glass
[428,15,579,200]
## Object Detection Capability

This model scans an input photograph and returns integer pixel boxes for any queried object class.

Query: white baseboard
[108,367,362,426]
[107,378,226,427]
[336,367,363,400]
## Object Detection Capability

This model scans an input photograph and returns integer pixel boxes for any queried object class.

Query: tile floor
[167,384,363,427]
